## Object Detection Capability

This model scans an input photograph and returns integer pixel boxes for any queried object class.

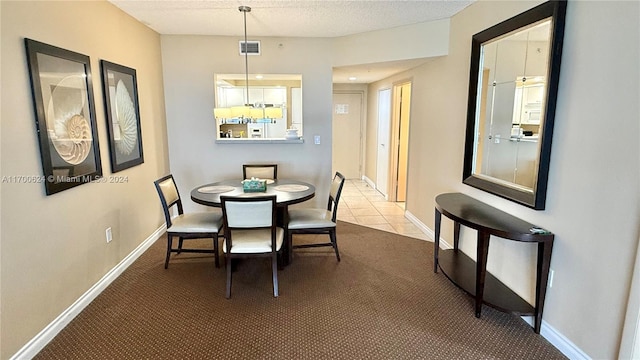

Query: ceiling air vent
[239,41,261,55]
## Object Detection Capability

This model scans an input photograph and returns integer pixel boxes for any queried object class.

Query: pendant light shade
[264,107,283,119]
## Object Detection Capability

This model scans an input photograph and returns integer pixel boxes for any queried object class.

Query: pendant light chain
[239,6,251,106]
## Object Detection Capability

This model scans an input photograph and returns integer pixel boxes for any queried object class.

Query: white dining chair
[221,195,284,298]
[243,164,277,180]
[286,172,345,261]
[154,174,223,269]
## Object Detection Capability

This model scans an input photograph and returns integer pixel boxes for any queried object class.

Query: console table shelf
[438,250,534,315]
[433,192,554,333]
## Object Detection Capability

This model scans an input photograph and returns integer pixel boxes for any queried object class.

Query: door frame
[332,90,365,179]
[376,88,392,198]
[387,79,412,202]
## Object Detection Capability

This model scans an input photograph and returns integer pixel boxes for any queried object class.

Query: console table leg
[453,222,461,250]
[434,209,442,273]
[475,231,490,317]
[534,241,554,333]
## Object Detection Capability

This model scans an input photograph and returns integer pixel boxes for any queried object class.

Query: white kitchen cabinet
[291,87,302,134]
[247,119,287,138]
[218,86,286,107]
[266,119,287,138]
[263,88,286,105]
[217,87,245,107]
[248,88,263,105]
[512,83,544,125]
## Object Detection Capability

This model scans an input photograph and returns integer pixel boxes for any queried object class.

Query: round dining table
[190,179,315,265]
[190,179,315,208]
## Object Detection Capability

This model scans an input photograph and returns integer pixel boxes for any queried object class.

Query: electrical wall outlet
[106,227,113,243]
[314,135,321,145]
[548,269,554,288]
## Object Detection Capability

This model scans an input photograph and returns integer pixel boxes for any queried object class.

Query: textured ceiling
[109,0,474,83]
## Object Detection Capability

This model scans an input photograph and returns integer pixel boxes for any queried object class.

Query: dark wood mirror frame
[462,0,567,210]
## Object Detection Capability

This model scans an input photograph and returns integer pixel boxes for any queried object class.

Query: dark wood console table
[433,193,554,333]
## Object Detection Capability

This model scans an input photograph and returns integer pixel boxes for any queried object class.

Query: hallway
[337,179,429,240]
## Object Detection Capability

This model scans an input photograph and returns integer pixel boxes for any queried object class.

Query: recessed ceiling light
[255,75,263,79]
[348,76,357,81]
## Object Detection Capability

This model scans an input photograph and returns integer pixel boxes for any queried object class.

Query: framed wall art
[100,60,144,172]
[25,38,102,195]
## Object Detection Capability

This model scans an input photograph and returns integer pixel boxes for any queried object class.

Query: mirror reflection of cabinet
[513,79,544,125]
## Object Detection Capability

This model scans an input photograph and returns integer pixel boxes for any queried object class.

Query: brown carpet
[35,221,566,359]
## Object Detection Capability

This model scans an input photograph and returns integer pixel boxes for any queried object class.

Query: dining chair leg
[165,234,173,269]
[272,254,279,297]
[177,237,184,254]
[213,237,220,268]
[226,255,232,299]
[286,232,294,265]
[277,252,284,271]
[330,230,341,262]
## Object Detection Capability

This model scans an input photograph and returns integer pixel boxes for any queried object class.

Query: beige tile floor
[337,179,429,240]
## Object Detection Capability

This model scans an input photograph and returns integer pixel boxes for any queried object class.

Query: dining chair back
[221,195,284,298]
[287,172,346,261]
[154,174,223,269]
[243,164,278,180]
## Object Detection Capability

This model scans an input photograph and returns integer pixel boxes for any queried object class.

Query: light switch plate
[314,135,321,145]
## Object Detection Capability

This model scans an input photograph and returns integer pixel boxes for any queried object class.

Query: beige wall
[0,1,169,358]
[365,1,639,358]
[332,19,450,67]
[160,35,336,210]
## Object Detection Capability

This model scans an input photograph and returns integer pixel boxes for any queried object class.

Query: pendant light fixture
[214,5,283,127]
[240,5,250,106]
[234,5,252,119]
[215,5,253,122]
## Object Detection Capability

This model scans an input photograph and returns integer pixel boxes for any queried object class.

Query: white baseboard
[10,225,166,360]
[404,210,453,249]
[362,175,376,189]
[521,317,591,360]
[361,175,388,199]
[404,210,588,359]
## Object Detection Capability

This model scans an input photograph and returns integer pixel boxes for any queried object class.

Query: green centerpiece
[242,178,267,193]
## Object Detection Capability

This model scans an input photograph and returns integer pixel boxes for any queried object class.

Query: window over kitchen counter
[214,74,302,141]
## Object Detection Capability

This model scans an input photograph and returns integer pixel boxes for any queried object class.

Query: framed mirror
[462,1,567,210]
[214,74,302,140]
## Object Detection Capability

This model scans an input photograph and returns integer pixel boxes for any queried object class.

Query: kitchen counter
[215,137,304,144]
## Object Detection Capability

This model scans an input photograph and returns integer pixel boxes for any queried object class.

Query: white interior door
[332,92,363,179]
[376,89,391,197]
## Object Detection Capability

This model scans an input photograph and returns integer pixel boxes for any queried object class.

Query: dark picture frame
[100,60,144,172]
[25,38,102,195]
[462,1,567,210]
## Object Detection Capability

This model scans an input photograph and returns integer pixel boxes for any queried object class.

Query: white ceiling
[109,0,473,83]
